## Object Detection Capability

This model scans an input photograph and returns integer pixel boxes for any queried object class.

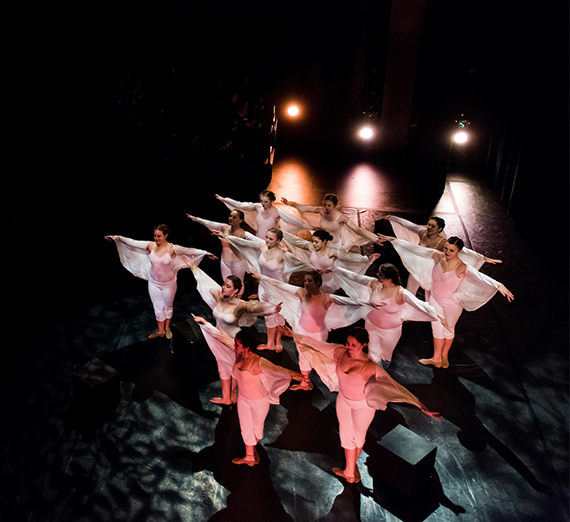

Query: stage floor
[2,158,568,521]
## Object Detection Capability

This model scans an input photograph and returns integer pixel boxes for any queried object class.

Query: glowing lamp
[359,126,374,140]
[287,105,299,117]
[453,131,468,144]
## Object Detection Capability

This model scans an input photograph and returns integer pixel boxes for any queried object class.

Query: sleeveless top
[298,294,328,333]
[213,303,241,339]
[336,362,367,401]
[431,262,462,301]
[366,292,402,329]
[256,207,279,240]
[233,361,265,400]
[149,249,175,283]
[310,250,335,285]
[259,251,284,281]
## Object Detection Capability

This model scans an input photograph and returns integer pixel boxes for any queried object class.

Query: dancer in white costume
[105,224,216,339]
[282,230,379,293]
[187,209,254,296]
[193,325,302,466]
[333,263,448,368]
[252,269,373,391]
[281,193,380,250]
[190,262,282,404]
[378,236,514,368]
[294,327,439,483]
[382,215,503,296]
[218,227,310,351]
[215,190,281,239]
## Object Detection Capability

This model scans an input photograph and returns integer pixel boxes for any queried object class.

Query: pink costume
[332,266,441,366]
[258,251,286,329]
[388,216,487,296]
[336,365,376,450]
[310,250,336,293]
[109,235,209,322]
[282,231,376,292]
[293,334,439,446]
[255,274,372,375]
[365,293,404,366]
[429,263,463,339]
[190,216,247,296]
[219,197,314,239]
[191,265,280,379]
[148,249,177,321]
[385,239,503,337]
[199,321,291,447]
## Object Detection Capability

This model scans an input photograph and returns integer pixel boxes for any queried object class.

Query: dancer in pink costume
[252,270,373,391]
[377,236,514,368]
[381,215,502,297]
[334,263,448,368]
[105,224,216,339]
[187,209,255,297]
[294,327,439,483]
[281,193,379,250]
[282,230,379,293]
[215,190,281,240]
[194,324,302,466]
[190,261,282,405]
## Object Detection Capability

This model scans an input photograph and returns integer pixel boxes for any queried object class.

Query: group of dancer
[106,188,514,483]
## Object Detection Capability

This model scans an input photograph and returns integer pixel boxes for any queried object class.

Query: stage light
[287,105,299,117]
[453,131,468,144]
[359,126,374,140]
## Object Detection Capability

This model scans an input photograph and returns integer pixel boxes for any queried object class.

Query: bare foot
[232,455,258,467]
[210,397,231,405]
[419,358,442,368]
[332,467,355,483]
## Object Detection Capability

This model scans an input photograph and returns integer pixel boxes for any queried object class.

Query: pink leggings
[336,392,376,450]
[364,319,402,365]
[237,395,271,446]
[148,278,177,321]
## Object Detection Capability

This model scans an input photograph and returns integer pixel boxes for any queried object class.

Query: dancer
[378,237,514,368]
[215,190,281,239]
[219,227,310,351]
[281,193,379,250]
[190,261,282,404]
[282,230,379,293]
[194,324,303,466]
[334,263,448,368]
[294,327,439,483]
[187,209,254,296]
[105,225,216,339]
[381,215,502,296]
[252,269,373,391]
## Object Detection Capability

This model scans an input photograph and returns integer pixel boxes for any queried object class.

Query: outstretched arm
[497,283,514,302]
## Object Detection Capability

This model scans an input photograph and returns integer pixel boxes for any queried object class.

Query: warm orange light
[287,105,300,117]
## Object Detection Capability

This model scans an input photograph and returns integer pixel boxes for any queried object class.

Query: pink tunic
[366,293,402,330]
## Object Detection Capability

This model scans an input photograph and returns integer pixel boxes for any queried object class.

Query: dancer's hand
[484,256,502,265]
[191,314,207,325]
[498,283,514,302]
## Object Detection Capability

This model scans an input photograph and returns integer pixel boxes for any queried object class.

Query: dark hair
[235,329,258,349]
[230,209,256,235]
[378,263,402,286]
[347,327,369,346]
[323,194,339,206]
[447,237,464,250]
[226,275,243,292]
[267,227,283,241]
[154,224,169,236]
[260,190,276,201]
[312,229,333,242]
[305,270,323,287]
[429,216,446,230]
